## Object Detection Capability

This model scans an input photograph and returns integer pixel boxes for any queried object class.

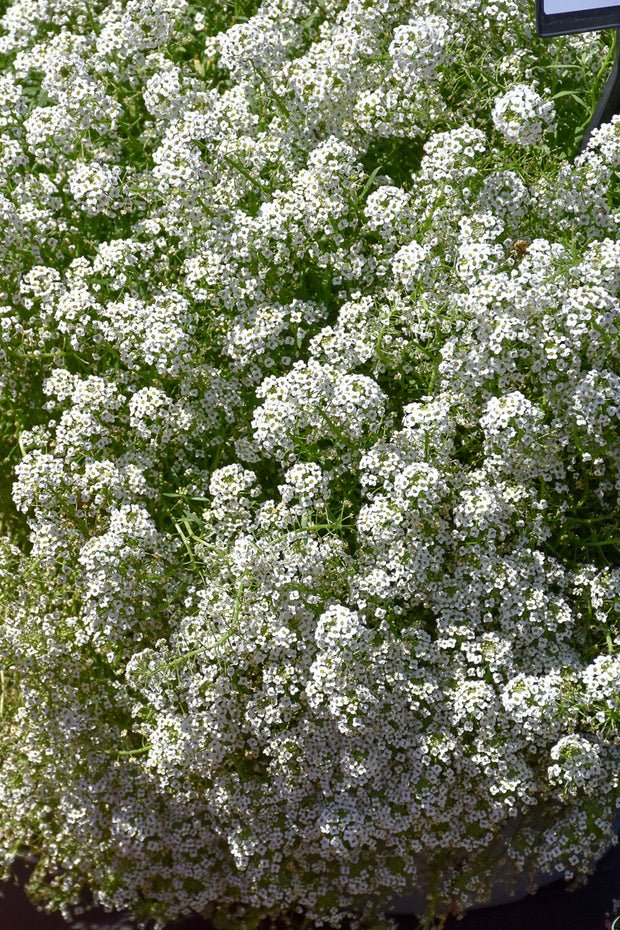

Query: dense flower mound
[1,0,620,928]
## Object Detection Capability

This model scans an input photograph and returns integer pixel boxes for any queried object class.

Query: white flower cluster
[388,16,450,82]
[67,161,123,217]
[0,1,618,929]
[492,83,557,146]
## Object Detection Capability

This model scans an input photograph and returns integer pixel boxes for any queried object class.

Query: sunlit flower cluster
[0,1,618,929]
[492,83,557,146]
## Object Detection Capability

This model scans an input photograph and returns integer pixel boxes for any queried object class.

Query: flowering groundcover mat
[2,825,620,928]
[1,1,620,929]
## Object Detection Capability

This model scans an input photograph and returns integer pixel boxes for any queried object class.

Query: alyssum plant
[0,0,620,927]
